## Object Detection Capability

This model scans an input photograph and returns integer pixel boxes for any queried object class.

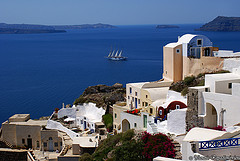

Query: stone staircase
[172,140,182,160]
[59,131,73,156]
[27,150,36,161]
[149,122,158,134]
[0,138,13,148]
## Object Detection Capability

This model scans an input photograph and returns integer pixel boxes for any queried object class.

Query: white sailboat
[106,49,127,61]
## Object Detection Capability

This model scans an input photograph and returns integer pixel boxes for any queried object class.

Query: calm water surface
[0,24,240,124]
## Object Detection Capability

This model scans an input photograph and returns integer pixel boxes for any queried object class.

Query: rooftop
[205,73,240,81]
[144,87,169,101]
[9,114,30,119]
[6,119,48,126]
[164,42,181,48]
[183,127,226,142]
[127,82,148,88]
[73,136,98,148]
[177,34,197,44]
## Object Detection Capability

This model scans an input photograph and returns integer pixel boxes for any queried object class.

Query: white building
[187,66,240,129]
[57,103,105,132]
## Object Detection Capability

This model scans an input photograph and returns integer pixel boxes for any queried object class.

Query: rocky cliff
[196,16,240,31]
[73,83,126,109]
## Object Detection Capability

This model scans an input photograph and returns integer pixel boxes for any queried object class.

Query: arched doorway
[122,119,130,132]
[204,103,217,128]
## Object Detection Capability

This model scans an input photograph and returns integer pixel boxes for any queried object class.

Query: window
[205,88,209,92]
[135,92,137,96]
[142,102,145,107]
[228,83,232,89]
[49,137,53,140]
[115,113,117,118]
[114,125,116,128]
[146,102,148,106]
[44,142,47,147]
[150,108,153,114]
[28,135,31,137]
[134,123,137,127]
[54,142,58,147]
[176,105,180,109]
[132,97,134,102]
[197,39,203,46]
[166,70,167,74]
[146,95,148,98]
[81,120,83,124]
[159,110,162,115]
[60,142,62,146]
[22,139,25,144]
[138,99,140,104]
[37,141,39,148]
[130,87,132,94]
[176,49,180,53]
[128,96,130,99]
[190,48,195,57]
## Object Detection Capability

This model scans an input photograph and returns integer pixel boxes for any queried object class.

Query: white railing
[27,151,36,161]
[46,120,79,140]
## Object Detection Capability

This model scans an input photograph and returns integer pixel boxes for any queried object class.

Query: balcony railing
[199,138,240,150]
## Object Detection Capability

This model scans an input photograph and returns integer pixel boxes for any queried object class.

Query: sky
[0,0,239,25]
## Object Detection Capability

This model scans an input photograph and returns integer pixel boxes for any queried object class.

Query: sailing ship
[106,50,127,61]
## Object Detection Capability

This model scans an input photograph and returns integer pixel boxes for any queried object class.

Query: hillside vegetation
[170,70,230,96]
[80,129,176,161]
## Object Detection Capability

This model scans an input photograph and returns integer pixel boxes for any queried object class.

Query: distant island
[0,23,116,34]
[156,25,179,29]
[196,16,240,31]
[53,23,117,29]
[0,23,66,34]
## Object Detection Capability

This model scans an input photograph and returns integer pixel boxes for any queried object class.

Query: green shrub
[215,70,230,74]
[102,114,113,131]
[121,129,135,142]
[93,132,122,160]
[79,153,93,161]
[197,73,205,78]
[184,76,195,86]
[181,87,189,96]
[73,96,86,105]
[197,79,205,86]
[113,140,144,161]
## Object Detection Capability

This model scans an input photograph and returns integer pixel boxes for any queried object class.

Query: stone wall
[185,88,204,131]
[0,150,27,161]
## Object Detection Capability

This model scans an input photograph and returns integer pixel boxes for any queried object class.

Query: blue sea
[1,24,240,124]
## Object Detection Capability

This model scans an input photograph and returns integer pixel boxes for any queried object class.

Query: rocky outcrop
[196,16,240,31]
[73,83,126,110]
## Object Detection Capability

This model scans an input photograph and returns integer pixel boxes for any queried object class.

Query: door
[204,48,211,56]
[84,121,87,129]
[135,98,138,108]
[27,138,32,149]
[48,137,53,151]
[143,115,147,128]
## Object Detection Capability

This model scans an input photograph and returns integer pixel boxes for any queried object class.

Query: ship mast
[115,50,119,57]
[111,50,115,57]
[118,50,122,57]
